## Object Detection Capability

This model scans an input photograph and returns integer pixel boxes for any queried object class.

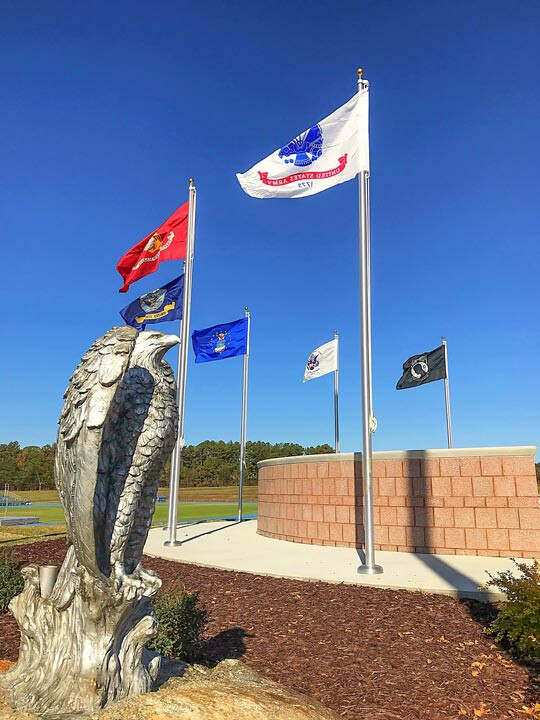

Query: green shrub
[486,559,540,660]
[0,551,24,613]
[148,584,208,661]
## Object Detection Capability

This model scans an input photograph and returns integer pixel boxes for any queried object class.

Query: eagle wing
[54,326,138,578]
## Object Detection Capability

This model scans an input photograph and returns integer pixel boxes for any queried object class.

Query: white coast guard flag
[236,90,369,199]
[303,339,338,382]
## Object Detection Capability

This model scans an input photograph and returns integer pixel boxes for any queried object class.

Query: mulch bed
[1,539,538,719]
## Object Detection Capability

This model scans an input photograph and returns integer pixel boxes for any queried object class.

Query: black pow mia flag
[396,344,447,390]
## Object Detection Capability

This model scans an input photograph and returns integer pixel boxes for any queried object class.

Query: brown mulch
[1,539,538,720]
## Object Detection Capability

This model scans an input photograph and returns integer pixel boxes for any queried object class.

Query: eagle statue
[55,325,179,589]
[2,326,181,716]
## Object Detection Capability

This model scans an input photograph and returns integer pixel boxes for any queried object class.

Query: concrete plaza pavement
[144,519,527,601]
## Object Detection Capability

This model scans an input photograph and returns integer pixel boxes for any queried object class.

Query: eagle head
[130,330,180,369]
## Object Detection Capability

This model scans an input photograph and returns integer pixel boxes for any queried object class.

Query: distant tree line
[0,441,334,490]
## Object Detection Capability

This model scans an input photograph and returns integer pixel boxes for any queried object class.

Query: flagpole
[357,70,383,575]
[165,178,196,547]
[441,336,453,449]
[237,307,250,522]
[333,330,340,453]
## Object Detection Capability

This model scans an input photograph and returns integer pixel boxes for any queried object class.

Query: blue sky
[1,0,539,457]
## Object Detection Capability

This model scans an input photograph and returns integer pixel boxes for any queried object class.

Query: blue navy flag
[192,317,248,363]
[120,274,184,331]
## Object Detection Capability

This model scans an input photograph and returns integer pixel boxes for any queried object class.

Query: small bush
[0,551,24,613]
[486,559,540,661]
[148,584,208,661]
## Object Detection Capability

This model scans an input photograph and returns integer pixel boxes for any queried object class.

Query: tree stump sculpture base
[0,548,161,717]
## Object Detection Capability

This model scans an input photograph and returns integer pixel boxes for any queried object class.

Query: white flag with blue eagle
[236,89,369,199]
[303,339,338,382]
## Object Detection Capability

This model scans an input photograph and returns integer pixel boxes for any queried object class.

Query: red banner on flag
[117,201,189,293]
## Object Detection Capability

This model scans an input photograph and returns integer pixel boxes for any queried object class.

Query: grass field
[15,486,258,504]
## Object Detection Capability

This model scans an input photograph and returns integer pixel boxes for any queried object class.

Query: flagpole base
[357,564,384,575]
[163,540,182,547]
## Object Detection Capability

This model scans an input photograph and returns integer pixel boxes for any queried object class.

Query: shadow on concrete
[353,450,479,595]
[162,519,243,545]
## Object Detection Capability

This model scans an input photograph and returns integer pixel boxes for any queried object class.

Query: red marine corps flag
[117,201,189,292]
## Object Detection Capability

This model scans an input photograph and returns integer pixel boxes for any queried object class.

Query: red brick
[335,461,351,478]
[284,464,292,480]
[413,477,430,497]
[486,528,510,550]
[329,523,343,541]
[342,524,356,543]
[475,508,497,528]
[317,522,330,540]
[395,477,411,496]
[432,477,452,496]
[317,462,329,478]
[302,478,312,496]
[414,507,433,526]
[307,463,317,478]
[486,497,509,507]
[302,505,313,522]
[464,497,486,507]
[426,527,446,548]
[335,505,349,524]
[323,478,336,497]
[311,505,323,522]
[323,505,336,523]
[521,551,540,558]
[519,508,540,529]
[515,477,540,496]
[306,521,318,539]
[329,495,342,505]
[388,526,407,545]
[472,476,494,497]
[374,526,389,544]
[508,496,539,507]
[453,508,475,528]
[496,508,520,528]
[403,459,421,477]
[439,458,460,476]
[460,458,481,476]
[378,507,395,526]
[406,526,425,546]
[444,496,464,507]
[398,546,415,553]
[349,506,358,524]
[405,496,424,507]
[493,476,516,497]
[444,527,466,548]
[334,478,348,496]
[374,496,389,506]
[385,459,403,477]
[465,528,487,549]
[378,477,396,496]
[297,463,308,479]
[508,529,540,552]
[502,456,535,476]
[425,497,445,507]
[396,507,412,526]
[389,496,406,506]
[420,458,440,477]
[293,505,303,520]
[372,460,386,478]
[480,456,503,476]
[380,544,398,552]
[452,476,473,496]
[433,507,454,527]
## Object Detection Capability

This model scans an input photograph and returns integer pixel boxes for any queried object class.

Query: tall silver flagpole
[237,307,250,522]
[165,178,197,547]
[441,336,453,448]
[357,69,383,575]
[333,330,340,453]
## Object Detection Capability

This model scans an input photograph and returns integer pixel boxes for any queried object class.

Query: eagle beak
[159,334,181,351]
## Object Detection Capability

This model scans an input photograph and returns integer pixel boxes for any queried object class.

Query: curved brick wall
[257,447,539,557]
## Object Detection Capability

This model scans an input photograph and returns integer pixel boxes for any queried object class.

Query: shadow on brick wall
[353,451,477,595]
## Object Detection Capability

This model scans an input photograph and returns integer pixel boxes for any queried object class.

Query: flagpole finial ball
[188,177,194,186]
[357,68,364,77]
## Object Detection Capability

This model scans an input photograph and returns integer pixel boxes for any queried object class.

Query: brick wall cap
[257,446,537,468]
